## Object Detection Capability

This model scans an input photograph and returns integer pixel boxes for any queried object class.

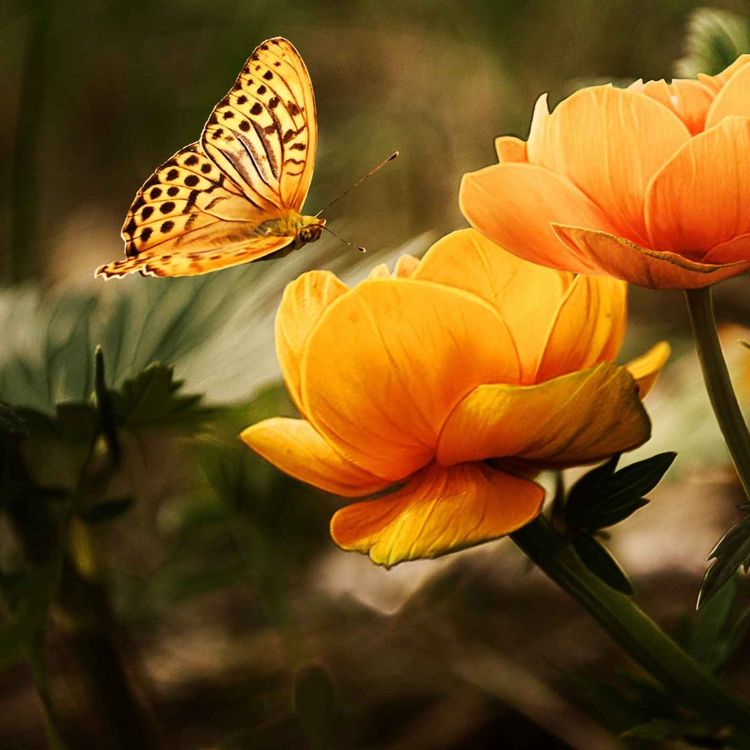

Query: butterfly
[96,37,324,278]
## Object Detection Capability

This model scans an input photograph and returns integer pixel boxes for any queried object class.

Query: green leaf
[111,363,207,429]
[93,345,121,465]
[699,514,750,608]
[78,498,134,525]
[566,453,674,533]
[293,663,339,750]
[675,8,750,78]
[573,535,634,595]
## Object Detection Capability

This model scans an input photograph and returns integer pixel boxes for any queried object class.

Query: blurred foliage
[676,6,750,76]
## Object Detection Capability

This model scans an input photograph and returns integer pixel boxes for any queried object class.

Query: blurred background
[3,1,750,748]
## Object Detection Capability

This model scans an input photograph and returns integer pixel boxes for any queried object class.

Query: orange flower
[461,56,750,289]
[241,230,668,566]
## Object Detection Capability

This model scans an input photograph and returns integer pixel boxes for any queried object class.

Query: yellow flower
[461,56,750,289]
[242,229,668,566]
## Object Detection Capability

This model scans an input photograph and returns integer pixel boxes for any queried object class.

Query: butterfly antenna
[316,151,399,218]
[322,225,366,253]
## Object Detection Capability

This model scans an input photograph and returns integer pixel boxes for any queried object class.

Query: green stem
[685,286,750,499]
[511,517,750,738]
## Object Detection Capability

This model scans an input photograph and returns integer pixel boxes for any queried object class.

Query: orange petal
[460,163,614,274]
[637,79,714,135]
[301,279,521,480]
[706,64,750,128]
[703,233,750,265]
[393,254,420,278]
[276,271,348,412]
[495,136,527,163]
[552,224,750,289]
[536,275,627,382]
[330,461,544,566]
[413,229,572,381]
[526,93,550,163]
[700,54,750,92]
[436,362,650,468]
[645,117,750,254]
[536,86,690,245]
[241,418,391,497]
[625,341,671,397]
[368,263,391,279]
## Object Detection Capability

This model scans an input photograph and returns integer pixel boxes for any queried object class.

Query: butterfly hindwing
[202,37,317,212]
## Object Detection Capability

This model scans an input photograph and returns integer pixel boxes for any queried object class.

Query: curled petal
[526,93,550,163]
[330,462,544,566]
[301,279,520,480]
[413,229,572,381]
[536,86,690,245]
[536,275,627,381]
[276,271,348,411]
[646,117,750,254]
[495,136,527,163]
[241,418,391,497]
[552,224,750,289]
[703,233,750,265]
[460,163,614,274]
[436,363,650,468]
[625,341,671,397]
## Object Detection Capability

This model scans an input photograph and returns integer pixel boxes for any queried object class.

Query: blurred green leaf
[700,515,750,609]
[675,7,750,77]
[78,498,134,525]
[293,663,339,750]
[572,535,633,595]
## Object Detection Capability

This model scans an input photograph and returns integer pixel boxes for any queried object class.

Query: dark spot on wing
[166,168,179,181]
[185,174,199,187]
[263,70,273,80]
[142,206,154,220]
[161,201,175,214]
[250,102,262,115]
[150,187,162,199]
[167,186,179,197]
[185,154,199,166]
[161,220,175,233]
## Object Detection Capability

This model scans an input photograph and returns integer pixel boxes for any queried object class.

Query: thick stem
[511,517,750,739]
[685,286,750,499]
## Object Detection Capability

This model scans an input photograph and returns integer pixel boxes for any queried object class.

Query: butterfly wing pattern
[97,37,319,278]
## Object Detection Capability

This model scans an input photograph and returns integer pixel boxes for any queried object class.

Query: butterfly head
[293,216,326,248]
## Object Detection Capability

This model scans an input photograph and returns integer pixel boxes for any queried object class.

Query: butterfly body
[96,37,320,279]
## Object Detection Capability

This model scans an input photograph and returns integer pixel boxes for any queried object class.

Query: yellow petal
[301,279,520,480]
[552,224,750,289]
[241,418,391,497]
[330,461,544,566]
[413,228,572,382]
[393,254,420,278]
[536,86,690,245]
[460,163,614,274]
[645,117,750,254]
[436,363,650,468]
[367,263,391,279]
[495,135,527,162]
[276,271,348,412]
[625,341,671,397]
[706,63,750,128]
[536,275,627,382]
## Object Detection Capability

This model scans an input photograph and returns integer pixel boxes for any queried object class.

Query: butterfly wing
[98,36,318,279]
[202,37,317,212]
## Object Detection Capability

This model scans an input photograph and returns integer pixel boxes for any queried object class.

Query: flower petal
[436,362,650,468]
[552,224,750,289]
[301,279,521,480]
[636,79,714,135]
[241,418,391,497]
[368,263,391,279]
[535,86,690,245]
[330,462,544,566]
[703,233,750,265]
[460,163,614,274]
[276,271,348,411]
[536,274,627,382]
[706,63,750,128]
[393,254,420,278]
[646,117,750,254]
[412,229,572,381]
[495,135,527,163]
[625,341,671,397]
[699,54,750,93]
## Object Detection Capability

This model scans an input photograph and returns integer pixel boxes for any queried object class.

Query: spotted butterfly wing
[96,37,318,278]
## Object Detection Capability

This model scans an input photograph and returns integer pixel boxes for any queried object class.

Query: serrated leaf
[573,535,634,595]
[675,8,750,77]
[293,663,339,750]
[78,497,134,525]
[699,515,750,608]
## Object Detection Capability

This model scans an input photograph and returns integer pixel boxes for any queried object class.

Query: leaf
[111,363,207,429]
[573,535,634,595]
[93,345,121,464]
[293,663,339,750]
[675,8,750,78]
[78,498,134,525]
[566,453,675,533]
[699,514,750,608]
[0,403,27,438]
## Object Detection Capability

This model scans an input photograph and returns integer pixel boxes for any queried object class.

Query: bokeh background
[3,1,750,748]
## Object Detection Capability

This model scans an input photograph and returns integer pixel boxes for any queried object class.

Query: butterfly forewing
[201,37,317,212]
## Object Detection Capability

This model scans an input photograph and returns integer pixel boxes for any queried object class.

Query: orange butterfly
[96,37,324,278]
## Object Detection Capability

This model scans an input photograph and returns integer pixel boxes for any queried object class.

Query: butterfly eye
[299,227,312,242]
